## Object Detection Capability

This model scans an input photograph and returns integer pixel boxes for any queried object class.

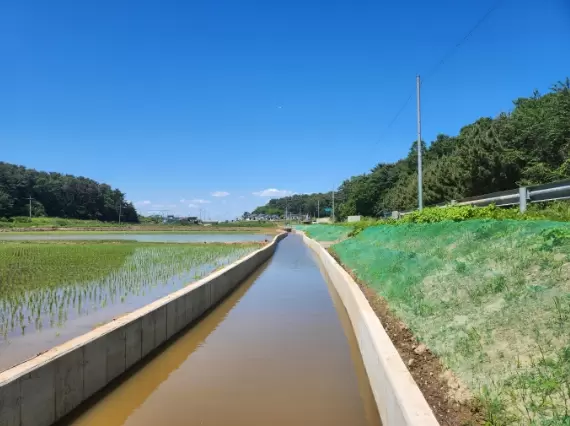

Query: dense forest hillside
[0,162,138,222]
[253,79,570,219]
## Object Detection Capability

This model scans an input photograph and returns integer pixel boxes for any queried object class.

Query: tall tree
[0,162,139,222]
[251,78,570,219]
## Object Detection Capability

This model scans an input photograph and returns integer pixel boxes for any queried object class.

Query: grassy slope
[296,224,352,241]
[329,220,570,425]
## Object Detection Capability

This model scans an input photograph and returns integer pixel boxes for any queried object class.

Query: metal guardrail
[397,179,570,217]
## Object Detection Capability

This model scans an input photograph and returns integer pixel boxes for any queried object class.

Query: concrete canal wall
[301,232,440,426]
[0,233,287,426]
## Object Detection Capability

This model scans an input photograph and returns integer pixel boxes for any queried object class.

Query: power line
[382,91,415,135]
[422,0,503,84]
[377,0,502,143]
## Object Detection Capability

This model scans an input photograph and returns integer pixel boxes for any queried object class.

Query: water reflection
[0,244,259,371]
[67,235,381,426]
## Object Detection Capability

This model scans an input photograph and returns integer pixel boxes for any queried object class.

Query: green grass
[0,241,260,338]
[331,220,570,425]
[0,229,273,235]
[297,202,570,242]
[0,217,127,228]
[211,221,277,228]
[0,216,279,231]
[398,202,570,224]
[296,224,352,241]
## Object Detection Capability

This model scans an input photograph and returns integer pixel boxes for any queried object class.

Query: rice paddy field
[0,232,271,242]
[0,239,262,371]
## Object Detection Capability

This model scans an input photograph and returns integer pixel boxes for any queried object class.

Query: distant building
[347,215,361,222]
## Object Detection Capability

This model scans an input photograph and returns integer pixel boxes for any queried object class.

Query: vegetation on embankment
[297,202,570,241]
[296,224,353,241]
[320,220,570,425]
[398,201,570,223]
[0,241,260,339]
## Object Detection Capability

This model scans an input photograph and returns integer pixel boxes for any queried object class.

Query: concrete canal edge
[0,232,288,426]
[300,232,440,426]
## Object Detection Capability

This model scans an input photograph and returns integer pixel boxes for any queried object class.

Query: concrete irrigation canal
[0,233,438,426]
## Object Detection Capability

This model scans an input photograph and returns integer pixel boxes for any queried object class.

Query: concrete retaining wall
[301,233,439,426]
[0,233,287,426]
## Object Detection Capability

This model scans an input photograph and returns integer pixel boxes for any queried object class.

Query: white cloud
[188,203,198,208]
[179,198,186,203]
[211,191,229,197]
[190,199,211,204]
[238,195,245,199]
[134,200,151,206]
[253,188,294,197]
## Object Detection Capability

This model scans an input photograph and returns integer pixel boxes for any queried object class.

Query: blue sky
[1,0,569,219]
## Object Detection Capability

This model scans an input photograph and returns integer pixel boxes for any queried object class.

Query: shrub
[54,218,70,227]
[399,203,570,224]
[10,216,32,223]
[527,200,570,222]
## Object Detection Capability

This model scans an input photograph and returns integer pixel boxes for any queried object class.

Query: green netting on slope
[332,219,570,298]
[331,219,570,424]
[295,224,352,241]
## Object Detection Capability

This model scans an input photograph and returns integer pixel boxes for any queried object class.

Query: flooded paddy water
[64,234,381,426]
[0,233,271,243]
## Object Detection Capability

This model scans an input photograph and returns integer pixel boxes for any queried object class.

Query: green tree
[252,78,570,218]
[0,162,139,222]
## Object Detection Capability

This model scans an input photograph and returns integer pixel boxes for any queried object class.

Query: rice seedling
[0,240,260,340]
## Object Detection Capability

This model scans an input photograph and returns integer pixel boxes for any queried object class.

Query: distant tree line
[252,79,570,219]
[253,192,334,218]
[0,162,138,222]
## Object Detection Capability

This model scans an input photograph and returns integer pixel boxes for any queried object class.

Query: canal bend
[65,234,381,426]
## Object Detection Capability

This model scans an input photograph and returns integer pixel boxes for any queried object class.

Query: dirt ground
[330,251,484,426]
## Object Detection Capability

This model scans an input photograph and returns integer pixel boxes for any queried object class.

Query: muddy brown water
[63,235,381,426]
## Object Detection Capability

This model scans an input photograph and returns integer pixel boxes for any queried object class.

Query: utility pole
[416,74,423,210]
[285,197,288,221]
[317,199,320,219]
[25,196,33,219]
[331,189,334,222]
[118,203,122,225]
